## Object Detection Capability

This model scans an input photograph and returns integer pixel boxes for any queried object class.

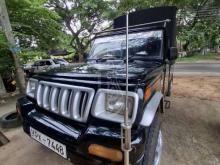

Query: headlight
[105,94,134,117]
[92,89,139,124]
[26,78,38,98]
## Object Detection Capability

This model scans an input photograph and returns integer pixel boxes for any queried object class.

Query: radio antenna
[121,11,132,165]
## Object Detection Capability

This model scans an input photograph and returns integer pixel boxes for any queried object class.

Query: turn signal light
[88,144,123,162]
[144,86,152,102]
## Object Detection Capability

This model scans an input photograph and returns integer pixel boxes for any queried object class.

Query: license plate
[30,127,67,158]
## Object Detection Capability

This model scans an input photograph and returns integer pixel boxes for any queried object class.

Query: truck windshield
[88,30,163,61]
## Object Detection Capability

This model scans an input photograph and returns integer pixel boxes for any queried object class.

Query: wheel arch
[139,91,163,127]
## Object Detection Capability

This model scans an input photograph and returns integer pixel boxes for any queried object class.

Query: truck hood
[35,61,162,84]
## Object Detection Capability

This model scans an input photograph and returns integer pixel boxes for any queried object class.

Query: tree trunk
[183,41,190,51]
[78,52,84,62]
[0,0,26,94]
[0,75,6,95]
[73,43,86,63]
[12,55,26,93]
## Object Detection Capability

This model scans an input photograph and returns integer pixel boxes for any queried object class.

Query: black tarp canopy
[113,6,177,47]
[48,50,72,56]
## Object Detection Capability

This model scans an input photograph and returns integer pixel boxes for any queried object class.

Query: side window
[39,61,46,66]
[34,61,45,66]
[34,61,39,66]
[45,61,52,65]
[53,59,59,64]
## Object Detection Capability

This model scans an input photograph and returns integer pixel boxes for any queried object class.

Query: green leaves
[47,0,117,61]
[2,0,219,64]
[0,32,8,49]
[0,32,14,74]
[178,19,220,50]
[0,0,71,74]
[18,50,49,64]
[117,0,220,52]
[6,0,63,50]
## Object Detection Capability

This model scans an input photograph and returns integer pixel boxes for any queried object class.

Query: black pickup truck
[17,6,177,165]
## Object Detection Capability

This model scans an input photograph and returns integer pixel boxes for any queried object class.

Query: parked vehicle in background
[23,63,33,70]
[53,59,69,66]
[24,59,69,78]
[17,7,177,165]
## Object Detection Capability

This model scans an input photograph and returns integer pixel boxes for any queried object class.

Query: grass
[177,53,218,63]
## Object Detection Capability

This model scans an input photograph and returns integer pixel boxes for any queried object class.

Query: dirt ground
[161,76,220,165]
[0,76,220,165]
[173,76,220,101]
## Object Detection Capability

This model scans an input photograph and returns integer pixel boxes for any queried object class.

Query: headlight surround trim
[26,78,38,98]
[91,89,139,124]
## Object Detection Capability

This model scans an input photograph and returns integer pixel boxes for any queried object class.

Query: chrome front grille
[36,81,95,122]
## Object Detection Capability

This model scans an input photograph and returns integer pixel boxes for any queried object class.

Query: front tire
[141,112,163,165]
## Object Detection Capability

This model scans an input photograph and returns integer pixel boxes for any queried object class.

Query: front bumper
[17,97,146,165]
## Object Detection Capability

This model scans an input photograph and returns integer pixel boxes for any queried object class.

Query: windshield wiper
[123,55,162,65]
[87,58,112,62]
[88,56,123,63]
[123,54,138,62]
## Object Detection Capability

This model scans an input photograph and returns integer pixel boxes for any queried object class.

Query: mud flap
[165,99,171,109]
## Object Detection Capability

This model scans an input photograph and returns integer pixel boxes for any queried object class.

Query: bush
[0,32,14,76]
[0,50,14,76]
[18,50,50,64]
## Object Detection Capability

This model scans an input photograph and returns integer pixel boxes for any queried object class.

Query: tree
[47,0,117,62]
[6,0,63,51]
[0,0,70,93]
[117,0,220,52]
[0,0,26,93]
[0,32,14,75]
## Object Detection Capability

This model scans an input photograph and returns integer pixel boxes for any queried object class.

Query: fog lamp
[88,144,123,162]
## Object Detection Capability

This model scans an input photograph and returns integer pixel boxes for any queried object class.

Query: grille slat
[60,89,71,117]
[36,81,95,123]
[68,90,74,115]
[36,84,43,107]
[72,91,81,120]
[42,86,50,110]
[57,88,64,114]
[50,87,60,113]
[81,92,88,117]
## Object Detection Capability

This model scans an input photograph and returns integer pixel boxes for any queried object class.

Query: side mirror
[168,47,178,61]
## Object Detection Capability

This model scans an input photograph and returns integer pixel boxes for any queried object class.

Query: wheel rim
[153,130,163,165]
